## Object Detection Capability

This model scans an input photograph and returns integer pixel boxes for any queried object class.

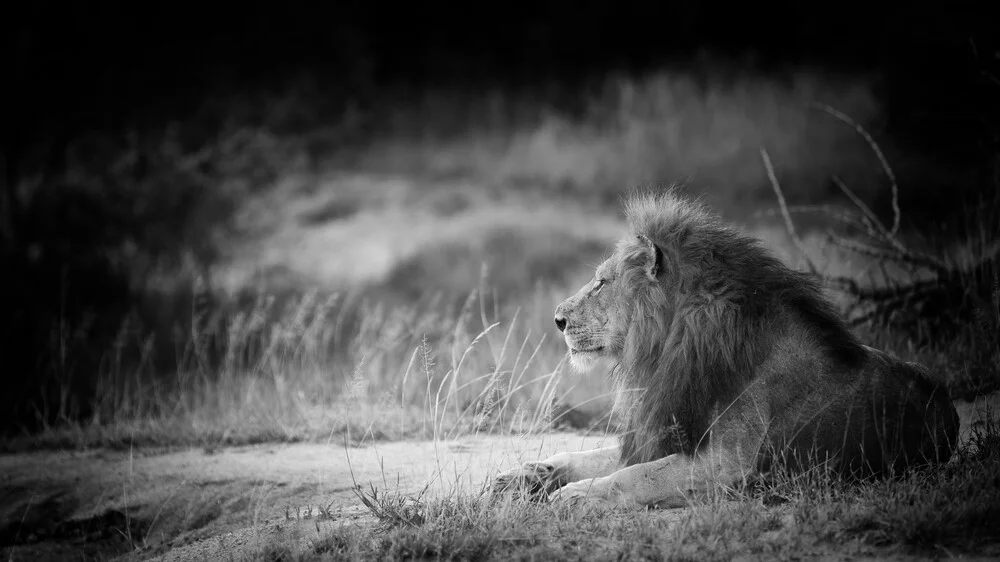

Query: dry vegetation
[3,67,999,560]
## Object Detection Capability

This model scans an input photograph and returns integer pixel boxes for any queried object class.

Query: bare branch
[846,278,942,303]
[844,283,939,328]
[825,233,905,263]
[830,175,906,253]
[812,102,901,236]
[826,233,950,276]
[822,274,863,295]
[759,147,818,275]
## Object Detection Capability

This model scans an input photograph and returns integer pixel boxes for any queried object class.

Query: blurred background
[3,1,998,445]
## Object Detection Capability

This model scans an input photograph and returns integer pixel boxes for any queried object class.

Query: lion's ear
[637,234,663,282]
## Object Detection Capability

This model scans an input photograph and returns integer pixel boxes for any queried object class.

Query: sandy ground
[1,392,996,562]
[0,430,613,561]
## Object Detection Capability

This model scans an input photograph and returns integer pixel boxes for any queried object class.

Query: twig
[825,233,906,263]
[823,274,863,295]
[826,233,950,277]
[845,287,931,327]
[812,102,901,236]
[759,147,818,275]
[848,277,941,303]
[830,175,906,253]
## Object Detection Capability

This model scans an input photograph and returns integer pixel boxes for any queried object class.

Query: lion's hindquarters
[768,353,960,478]
[863,358,960,473]
[883,370,960,469]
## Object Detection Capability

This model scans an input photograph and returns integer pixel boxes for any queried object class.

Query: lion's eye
[593,279,607,295]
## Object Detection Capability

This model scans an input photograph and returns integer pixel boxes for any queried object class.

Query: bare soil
[0,432,611,561]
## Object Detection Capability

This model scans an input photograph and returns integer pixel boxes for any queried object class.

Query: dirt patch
[0,432,611,561]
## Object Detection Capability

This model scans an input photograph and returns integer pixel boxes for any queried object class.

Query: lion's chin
[568,348,604,372]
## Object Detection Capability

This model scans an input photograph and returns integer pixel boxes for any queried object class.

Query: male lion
[493,191,960,509]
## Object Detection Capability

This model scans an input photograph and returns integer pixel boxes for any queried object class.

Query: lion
[492,190,960,509]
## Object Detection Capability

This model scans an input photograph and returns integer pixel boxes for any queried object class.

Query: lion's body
[494,191,960,508]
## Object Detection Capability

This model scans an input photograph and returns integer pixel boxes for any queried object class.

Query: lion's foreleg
[540,445,621,483]
[492,445,621,499]
[551,452,740,509]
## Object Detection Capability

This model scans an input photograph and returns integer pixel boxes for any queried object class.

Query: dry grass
[7,280,602,452]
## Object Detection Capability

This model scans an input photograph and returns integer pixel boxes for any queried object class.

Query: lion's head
[554,190,864,465]
[555,190,735,375]
[554,231,663,372]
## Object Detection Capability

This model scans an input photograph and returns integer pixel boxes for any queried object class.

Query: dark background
[3,1,999,433]
[7,2,999,156]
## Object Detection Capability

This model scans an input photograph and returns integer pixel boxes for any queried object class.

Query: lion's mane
[612,191,868,466]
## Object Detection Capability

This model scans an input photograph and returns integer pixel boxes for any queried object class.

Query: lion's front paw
[549,478,602,504]
[549,478,633,510]
[491,462,562,501]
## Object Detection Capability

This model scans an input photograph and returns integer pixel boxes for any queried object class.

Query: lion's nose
[555,315,567,332]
